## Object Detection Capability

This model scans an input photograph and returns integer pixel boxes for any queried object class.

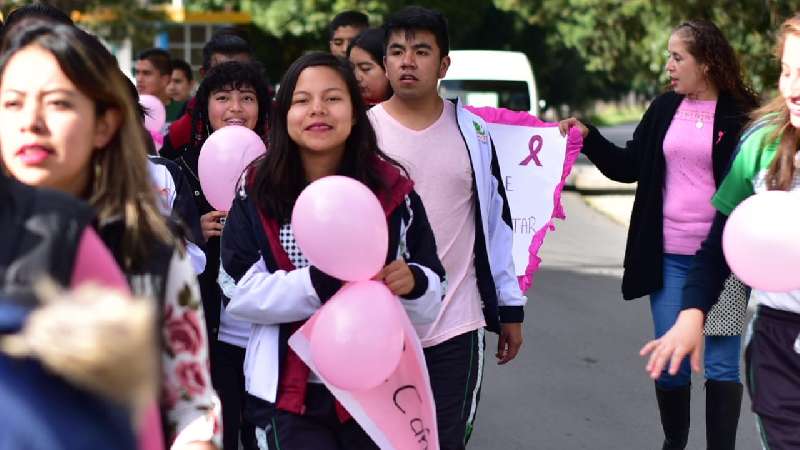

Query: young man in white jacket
[368,6,527,449]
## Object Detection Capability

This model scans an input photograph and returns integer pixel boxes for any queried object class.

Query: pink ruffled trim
[465,106,583,291]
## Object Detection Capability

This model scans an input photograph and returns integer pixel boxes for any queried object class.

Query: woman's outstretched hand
[640,308,705,379]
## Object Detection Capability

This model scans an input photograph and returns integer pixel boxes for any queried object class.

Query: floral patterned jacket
[160,247,222,448]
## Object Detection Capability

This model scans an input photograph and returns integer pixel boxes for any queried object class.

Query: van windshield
[439,80,530,112]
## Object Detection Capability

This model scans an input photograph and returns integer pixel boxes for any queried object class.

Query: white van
[439,50,539,116]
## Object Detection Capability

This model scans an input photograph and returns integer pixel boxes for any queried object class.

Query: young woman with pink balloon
[0,19,220,449]
[219,51,445,449]
[642,15,800,450]
[159,60,271,450]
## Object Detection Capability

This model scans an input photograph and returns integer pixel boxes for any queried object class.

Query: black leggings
[211,340,258,450]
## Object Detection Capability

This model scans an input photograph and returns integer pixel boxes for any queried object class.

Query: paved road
[470,193,760,449]
[599,122,637,147]
[573,123,637,167]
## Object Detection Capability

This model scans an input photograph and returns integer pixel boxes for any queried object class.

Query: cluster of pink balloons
[198,126,267,211]
[292,176,405,391]
[723,191,800,292]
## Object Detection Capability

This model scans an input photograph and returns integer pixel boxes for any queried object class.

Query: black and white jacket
[453,100,527,330]
[219,163,445,404]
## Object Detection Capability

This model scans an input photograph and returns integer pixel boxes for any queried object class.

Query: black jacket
[0,176,93,307]
[161,141,221,338]
[582,91,752,300]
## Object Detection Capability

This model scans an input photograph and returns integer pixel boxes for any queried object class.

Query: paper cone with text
[289,307,439,450]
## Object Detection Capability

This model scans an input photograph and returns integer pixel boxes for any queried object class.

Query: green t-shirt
[165,100,187,124]
[713,122,800,312]
[712,124,780,215]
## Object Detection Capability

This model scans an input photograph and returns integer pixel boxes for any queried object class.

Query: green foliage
[3,1,159,50]
[8,0,796,113]
[227,0,796,112]
[521,0,795,106]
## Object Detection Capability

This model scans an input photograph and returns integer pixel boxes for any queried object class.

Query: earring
[93,155,103,192]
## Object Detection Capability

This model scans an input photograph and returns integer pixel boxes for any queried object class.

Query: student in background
[328,10,368,57]
[347,27,392,106]
[135,49,172,107]
[167,60,271,450]
[165,32,255,154]
[168,58,194,104]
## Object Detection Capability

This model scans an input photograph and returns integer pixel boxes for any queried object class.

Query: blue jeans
[650,254,741,389]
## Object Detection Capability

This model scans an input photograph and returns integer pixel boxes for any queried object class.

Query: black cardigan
[582,91,751,300]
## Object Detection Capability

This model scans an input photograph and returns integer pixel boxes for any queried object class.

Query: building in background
[72,1,251,80]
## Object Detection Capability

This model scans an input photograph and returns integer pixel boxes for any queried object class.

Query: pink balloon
[310,281,405,391]
[723,191,800,292]
[292,176,388,281]
[139,94,166,135]
[198,126,266,211]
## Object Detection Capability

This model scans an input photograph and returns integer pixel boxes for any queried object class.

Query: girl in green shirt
[642,15,800,450]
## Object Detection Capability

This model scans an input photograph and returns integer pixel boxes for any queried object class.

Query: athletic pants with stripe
[256,383,378,450]
[745,305,800,450]
[424,328,485,450]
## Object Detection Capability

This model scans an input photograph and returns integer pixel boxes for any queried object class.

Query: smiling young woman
[158,60,271,450]
[219,52,445,449]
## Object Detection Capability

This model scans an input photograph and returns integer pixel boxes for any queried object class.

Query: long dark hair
[190,60,271,152]
[348,27,393,100]
[348,27,387,67]
[251,51,404,222]
[673,20,758,109]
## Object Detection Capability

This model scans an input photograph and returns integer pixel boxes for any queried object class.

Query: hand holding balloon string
[200,211,227,241]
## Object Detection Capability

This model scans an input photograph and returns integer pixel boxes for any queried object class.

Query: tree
[3,1,160,49]
[15,0,794,113]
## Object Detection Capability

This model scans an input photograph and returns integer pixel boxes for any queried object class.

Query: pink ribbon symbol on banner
[520,134,543,167]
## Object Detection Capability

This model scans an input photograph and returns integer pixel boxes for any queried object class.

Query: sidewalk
[583,194,634,227]
[569,164,761,313]
[567,164,634,227]
[564,123,637,227]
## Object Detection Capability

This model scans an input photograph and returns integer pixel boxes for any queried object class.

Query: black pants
[423,329,484,450]
[211,340,258,450]
[260,384,378,450]
[745,306,800,450]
